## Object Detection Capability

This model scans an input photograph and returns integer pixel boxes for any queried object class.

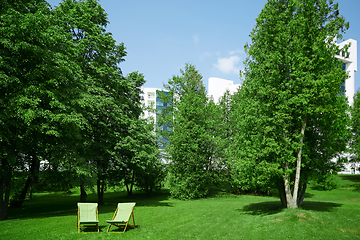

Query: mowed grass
[1,175,360,240]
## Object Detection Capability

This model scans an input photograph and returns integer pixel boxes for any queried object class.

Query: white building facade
[336,39,358,174]
[207,77,241,104]
[336,38,357,106]
[140,87,170,151]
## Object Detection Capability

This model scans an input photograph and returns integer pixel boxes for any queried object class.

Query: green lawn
[1,175,360,239]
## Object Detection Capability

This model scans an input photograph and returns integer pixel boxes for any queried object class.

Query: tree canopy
[229,0,350,208]
[0,0,160,219]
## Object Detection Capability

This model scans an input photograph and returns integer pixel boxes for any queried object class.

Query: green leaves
[0,0,160,210]
[159,64,215,200]
[229,0,350,206]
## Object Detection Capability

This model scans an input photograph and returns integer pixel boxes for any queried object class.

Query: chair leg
[130,212,136,228]
[123,223,128,233]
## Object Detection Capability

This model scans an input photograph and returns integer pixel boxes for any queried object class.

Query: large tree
[0,0,85,219]
[230,0,350,208]
[53,0,133,204]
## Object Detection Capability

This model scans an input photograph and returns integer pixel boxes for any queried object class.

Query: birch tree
[230,0,350,208]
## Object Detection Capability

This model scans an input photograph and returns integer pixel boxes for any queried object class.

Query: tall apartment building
[141,87,170,150]
[207,77,241,104]
[336,38,357,106]
[336,38,358,174]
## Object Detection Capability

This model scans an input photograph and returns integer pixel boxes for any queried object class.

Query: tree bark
[292,119,307,206]
[16,154,39,207]
[284,118,307,209]
[284,164,296,208]
[97,177,106,205]
[0,172,11,220]
[97,179,104,205]
[278,181,287,208]
[130,170,135,195]
[297,183,307,206]
[80,184,87,202]
[124,170,135,196]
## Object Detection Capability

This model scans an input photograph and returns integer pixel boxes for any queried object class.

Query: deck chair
[106,202,136,233]
[77,203,99,233]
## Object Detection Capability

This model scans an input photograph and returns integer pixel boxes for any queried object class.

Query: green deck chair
[106,202,136,233]
[77,203,99,233]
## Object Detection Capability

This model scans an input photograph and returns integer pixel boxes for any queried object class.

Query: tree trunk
[0,172,12,220]
[17,155,40,207]
[130,170,135,195]
[125,180,130,196]
[29,184,33,200]
[124,170,135,196]
[80,184,87,202]
[284,119,307,209]
[297,183,307,206]
[97,179,105,205]
[278,181,287,208]
[18,176,32,205]
[284,166,297,208]
[97,180,102,204]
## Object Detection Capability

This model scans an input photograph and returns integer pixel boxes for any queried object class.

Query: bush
[169,170,212,200]
[311,174,338,191]
[135,162,167,195]
[9,192,23,208]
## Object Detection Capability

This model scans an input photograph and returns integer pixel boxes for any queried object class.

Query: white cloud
[214,55,241,74]
[193,35,199,43]
[229,49,243,55]
[198,51,220,61]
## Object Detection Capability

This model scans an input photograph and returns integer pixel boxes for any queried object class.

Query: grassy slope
[0,175,359,240]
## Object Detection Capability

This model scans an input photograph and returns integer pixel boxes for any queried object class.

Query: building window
[148,92,155,99]
[339,63,346,96]
[147,100,155,107]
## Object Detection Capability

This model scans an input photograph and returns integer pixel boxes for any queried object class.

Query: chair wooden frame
[107,202,136,233]
[77,203,99,233]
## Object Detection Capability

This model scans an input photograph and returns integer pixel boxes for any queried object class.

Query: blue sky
[47,0,360,91]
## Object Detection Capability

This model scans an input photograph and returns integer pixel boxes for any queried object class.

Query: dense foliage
[0,0,160,220]
[158,64,220,199]
[229,0,350,208]
[1,0,355,220]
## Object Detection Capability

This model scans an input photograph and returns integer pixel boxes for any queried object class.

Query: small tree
[159,63,214,199]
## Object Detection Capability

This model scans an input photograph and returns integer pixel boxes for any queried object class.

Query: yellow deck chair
[106,202,136,233]
[77,203,99,233]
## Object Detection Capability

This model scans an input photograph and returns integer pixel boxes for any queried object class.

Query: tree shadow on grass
[338,175,360,191]
[240,201,284,216]
[8,189,173,220]
[338,175,360,183]
[300,201,342,212]
[240,200,342,216]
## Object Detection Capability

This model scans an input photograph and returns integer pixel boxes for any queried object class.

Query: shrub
[311,174,338,191]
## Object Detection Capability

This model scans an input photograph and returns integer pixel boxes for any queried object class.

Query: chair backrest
[114,203,136,222]
[78,203,98,222]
